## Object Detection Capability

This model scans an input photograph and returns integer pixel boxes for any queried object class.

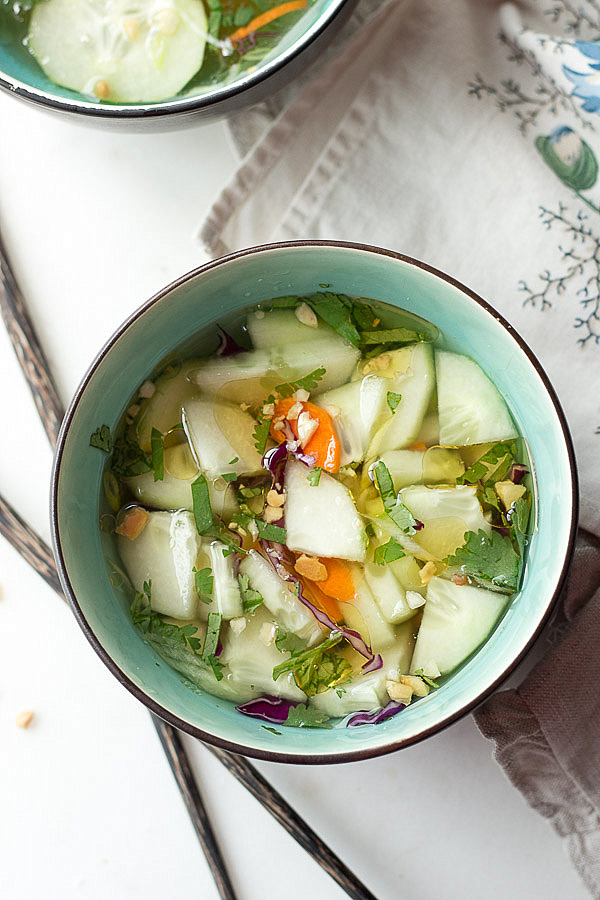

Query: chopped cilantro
[257,520,286,542]
[365,522,375,538]
[372,460,419,534]
[284,705,332,728]
[276,367,326,398]
[150,427,164,482]
[193,567,213,605]
[228,456,239,465]
[261,726,282,735]
[335,688,346,699]
[307,467,322,486]
[351,300,379,330]
[307,293,360,347]
[360,327,425,345]
[191,475,213,535]
[374,538,406,565]
[386,391,402,414]
[90,425,112,453]
[233,3,253,25]
[253,394,275,455]
[238,573,264,614]
[266,296,299,309]
[458,442,515,485]
[510,496,530,559]
[221,472,238,483]
[201,612,223,680]
[414,668,439,689]
[445,528,521,593]
[272,633,352,696]
[275,627,306,655]
[131,581,203,653]
[110,433,152,477]
[238,484,264,500]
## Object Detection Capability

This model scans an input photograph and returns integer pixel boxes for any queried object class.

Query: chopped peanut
[286,401,304,421]
[127,403,140,418]
[259,622,277,646]
[362,353,391,374]
[122,16,140,41]
[263,506,282,524]
[266,490,285,508]
[419,561,437,586]
[15,710,34,729]
[386,680,413,703]
[94,80,110,99]
[248,520,259,541]
[293,389,310,403]
[239,402,251,411]
[138,380,155,399]
[297,411,319,448]
[295,554,327,582]
[400,675,430,697]
[372,317,381,326]
[262,402,275,417]
[115,507,149,540]
[295,302,318,328]
[406,590,426,609]
[230,617,247,635]
[155,8,180,34]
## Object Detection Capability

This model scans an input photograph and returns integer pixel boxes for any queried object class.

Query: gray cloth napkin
[201,0,600,892]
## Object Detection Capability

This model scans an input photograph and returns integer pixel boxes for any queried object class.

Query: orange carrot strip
[409,442,428,451]
[115,506,148,540]
[269,397,341,473]
[228,1,307,44]
[318,558,356,603]
[308,583,343,624]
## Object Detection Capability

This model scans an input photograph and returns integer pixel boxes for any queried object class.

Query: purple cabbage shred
[216,326,244,357]
[509,463,529,484]
[347,701,406,727]
[236,695,297,723]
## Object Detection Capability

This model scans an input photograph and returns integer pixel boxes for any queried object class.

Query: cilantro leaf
[374,538,406,565]
[275,627,307,655]
[266,296,299,309]
[228,456,239,465]
[90,425,112,453]
[372,460,419,534]
[458,442,515,485]
[257,520,286,542]
[445,529,521,593]
[276,367,326,398]
[307,467,322,486]
[511,496,530,559]
[233,3,253,26]
[191,474,213,535]
[284,705,332,728]
[414,668,439,689]
[307,293,360,347]
[360,327,425,345]
[272,633,352,696]
[193,567,213,605]
[150,427,164,482]
[253,395,275,455]
[221,472,238,483]
[238,573,264,614]
[110,433,152,477]
[387,391,402,414]
[261,726,282,735]
[202,612,223,680]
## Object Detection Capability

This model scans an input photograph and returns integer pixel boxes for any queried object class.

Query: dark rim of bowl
[50,240,579,765]
[0,0,349,119]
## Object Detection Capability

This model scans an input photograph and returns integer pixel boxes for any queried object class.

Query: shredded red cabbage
[215,637,223,658]
[260,540,378,669]
[236,695,297,723]
[216,326,244,357]
[347,701,406,727]
[509,463,529,484]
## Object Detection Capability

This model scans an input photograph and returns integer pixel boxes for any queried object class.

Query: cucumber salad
[1,0,311,103]
[92,292,534,730]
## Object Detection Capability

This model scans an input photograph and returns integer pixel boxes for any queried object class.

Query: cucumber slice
[389,554,424,593]
[315,376,389,466]
[190,338,360,409]
[367,343,436,455]
[401,484,490,561]
[183,398,263,481]
[246,309,336,349]
[238,550,323,646]
[135,359,202,453]
[117,509,201,619]
[342,581,397,651]
[221,607,307,702]
[410,577,509,675]
[284,460,367,562]
[436,350,517,446]
[364,563,416,624]
[379,447,464,491]
[381,621,418,680]
[29,0,207,104]
[310,669,388,717]
[205,541,243,620]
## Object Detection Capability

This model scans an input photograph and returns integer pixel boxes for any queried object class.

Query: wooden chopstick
[0,233,377,900]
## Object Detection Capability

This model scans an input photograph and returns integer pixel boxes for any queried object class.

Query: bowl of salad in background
[0,0,354,126]
[51,241,577,763]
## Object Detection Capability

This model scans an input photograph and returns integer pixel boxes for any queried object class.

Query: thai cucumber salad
[91,292,534,730]
[0,0,312,103]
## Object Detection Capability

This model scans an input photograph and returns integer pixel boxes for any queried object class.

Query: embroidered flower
[536,126,598,193]
[564,42,600,115]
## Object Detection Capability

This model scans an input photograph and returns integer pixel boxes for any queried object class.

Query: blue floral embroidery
[564,42,600,114]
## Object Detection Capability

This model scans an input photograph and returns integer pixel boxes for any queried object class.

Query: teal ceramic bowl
[51,242,578,763]
[0,1,354,128]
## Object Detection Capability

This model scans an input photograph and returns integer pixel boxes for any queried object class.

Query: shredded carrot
[115,506,148,541]
[270,397,341,473]
[409,442,428,451]
[318,558,356,603]
[308,583,343,623]
[228,1,307,44]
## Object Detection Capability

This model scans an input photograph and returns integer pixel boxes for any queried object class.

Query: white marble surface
[0,92,588,900]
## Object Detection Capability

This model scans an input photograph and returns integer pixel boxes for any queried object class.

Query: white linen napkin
[200,1,600,893]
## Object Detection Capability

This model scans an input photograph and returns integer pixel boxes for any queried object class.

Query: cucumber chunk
[205,541,243,620]
[190,338,360,409]
[379,447,464,490]
[284,460,367,562]
[401,484,491,561]
[221,607,307,702]
[117,509,201,619]
[315,376,389,466]
[342,581,397,651]
[246,309,335,349]
[135,359,202,453]
[410,577,509,675]
[381,621,418,680]
[310,669,388,717]
[389,554,424,592]
[238,550,323,646]
[436,350,517,446]
[364,563,416,624]
[367,343,436,455]
[183,398,263,481]
[29,0,207,104]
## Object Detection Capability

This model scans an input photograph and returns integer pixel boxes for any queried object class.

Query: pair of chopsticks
[0,230,377,900]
